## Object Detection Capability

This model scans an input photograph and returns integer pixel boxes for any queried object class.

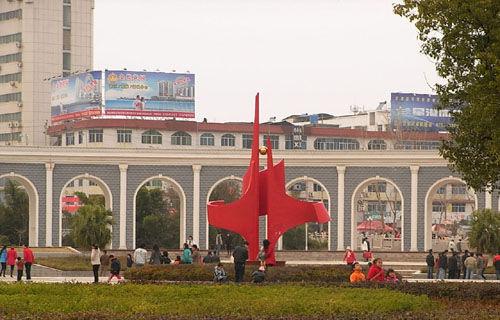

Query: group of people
[426,249,499,280]
[0,245,35,281]
[344,246,399,283]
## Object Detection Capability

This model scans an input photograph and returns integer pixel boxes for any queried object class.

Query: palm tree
[468,209,500,254]
[70,204,112,249]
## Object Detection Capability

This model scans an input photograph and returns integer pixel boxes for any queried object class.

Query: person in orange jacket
[349,262,366,283]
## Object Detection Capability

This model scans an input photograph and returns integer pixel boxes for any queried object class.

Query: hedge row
[124,264,352,283]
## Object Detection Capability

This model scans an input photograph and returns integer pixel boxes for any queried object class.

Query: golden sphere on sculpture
[259,146,268,155]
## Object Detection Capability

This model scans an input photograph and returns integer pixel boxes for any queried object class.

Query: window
[63,5,71,28]
[377,125,383,132]
[171,131,191,145]
[369,112,375,125]
[367,202,386,214]
[313,183,322,192]
[451,184,466,195]
[0,92,21,103]
[0,53,22,64]
[0,9,22,22]
[0,73,22,84]
[88,180,98,186]
[285,135,307,149]
[78,131,84,144]
[367,182,386,193]
[263,135,279,149]
[367,139,387,150]
[314,138,359,150]
[432,202,443,212]
[0,33,22,44]
[200,133,215,146]
[63,52,71,71]
[88,129,103,143]
[451,203,466,213]
[436,186,446,194]
[63,29,71,51]
[0,132,21,142]
[65,132,75,145]
[394,140,440,150]
[142,130,162,144]
[0,112,21,123]
[242,134,253,149]
[221,134,235,147]
[117,129,132,143]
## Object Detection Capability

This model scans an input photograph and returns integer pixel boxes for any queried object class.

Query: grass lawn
[0,283,432,319]
[36,255,129,271]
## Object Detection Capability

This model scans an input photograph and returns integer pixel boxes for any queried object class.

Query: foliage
[70,205,112,249]
[394,1,500,192]
[0,283,432,319]
[0,180,29,245]
[135,186,180,248]
[468,209,500,254]
[282,225,306,250]
[73,191,104,206]
[0,234,10,246]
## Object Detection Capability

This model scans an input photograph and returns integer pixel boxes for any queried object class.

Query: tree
[468,209,500,254]
[394,1,500,191]
[0,180,29,245]
[70,204,112,249]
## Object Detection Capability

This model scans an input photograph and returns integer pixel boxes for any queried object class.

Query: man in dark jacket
[425,249,435,279]
[437,251,448,279]
[448,252,458,279]
[232,241,249,283]
[461,250,469,279]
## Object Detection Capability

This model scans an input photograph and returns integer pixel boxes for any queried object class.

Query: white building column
[119,164,128,249]
[192,165,202,247]
[45,162,54,247]
[337,166,346,251]
[485,187,492,209]
[410,166,419,251]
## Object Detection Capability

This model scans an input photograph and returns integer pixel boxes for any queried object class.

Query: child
[173,255,182,265]
[251,265,266,283]
[385,268,399,283]
[16,257,24,282]
[107,255,123,283]
[213,262,227,283]
[349,262,366,283]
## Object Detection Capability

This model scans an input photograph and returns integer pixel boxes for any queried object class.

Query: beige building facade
[0,0,93,146]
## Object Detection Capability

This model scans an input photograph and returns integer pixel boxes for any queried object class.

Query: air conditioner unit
[17,62,23,68]
[17,101,22,107]
[8,122,13,128]
[13,121,20,127]
[9,81,17,87]
[15,42,22,48]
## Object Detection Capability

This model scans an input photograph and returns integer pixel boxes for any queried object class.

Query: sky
[94,0,441,123]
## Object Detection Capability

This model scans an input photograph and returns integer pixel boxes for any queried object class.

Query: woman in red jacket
[6,246,17,278]
[367,258,385,282]
[343,247,357,266]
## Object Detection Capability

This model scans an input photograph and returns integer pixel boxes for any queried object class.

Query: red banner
[51,109,102,123]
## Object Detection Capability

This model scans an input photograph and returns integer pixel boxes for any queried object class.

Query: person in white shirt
[90,244,101,283]
[133,244,148,267]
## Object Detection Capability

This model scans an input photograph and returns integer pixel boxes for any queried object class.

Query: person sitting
[367,258,385,282]
[349,262,366,283]
[251,266,266,283]
[160,251,171,264]
[203,251,215,264]
[213,262,227,283]
[181,243,192,264]
[385,268,399,283]
[173,255,182,265]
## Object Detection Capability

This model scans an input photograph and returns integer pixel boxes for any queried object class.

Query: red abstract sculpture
[207,93,330,261]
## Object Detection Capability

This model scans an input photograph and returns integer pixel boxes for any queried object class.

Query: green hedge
[124,264,352,283]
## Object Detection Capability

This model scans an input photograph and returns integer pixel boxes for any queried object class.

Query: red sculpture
[207,93,330,261]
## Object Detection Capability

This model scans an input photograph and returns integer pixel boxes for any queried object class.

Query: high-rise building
[0,0,93,146]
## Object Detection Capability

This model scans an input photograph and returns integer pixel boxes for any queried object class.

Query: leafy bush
[124,264,352,283]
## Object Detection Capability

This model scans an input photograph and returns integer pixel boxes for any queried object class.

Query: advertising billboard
[390,92,451,132]
[50,71,102,123]
[104,70,195,118]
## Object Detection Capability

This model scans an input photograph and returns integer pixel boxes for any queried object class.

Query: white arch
[350,176,405,251]
[0,173,39,247]
[58,174,113,247]
[424,176,478,251]
[205,175,243,250]
[284,176,332,251]
[132,175,187,249]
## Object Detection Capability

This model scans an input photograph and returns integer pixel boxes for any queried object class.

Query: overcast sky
[94,0,440,123]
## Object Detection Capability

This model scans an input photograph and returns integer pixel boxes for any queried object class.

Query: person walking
[494,251,500,280]
[0,245,7,277]
[476,253,486,280]
[448,252,458,279]
[99,250,110,276]
[343,247,357,266]
[22,245,34,281]
[181,243,192,264]
[15,257,24,282]
[133,244,148,267]
[215,232,223,257]
[437,251,448,279]
[149,244,161,265]
[107,255,123,283]
[461,250,469,279]
[367,258,385,282]
[232,241,249,283]
[6,246,17,277]
[126,253,134,268]
[464,253,477,279]
[425,249,435,279]
[90,245,101,283]
[456,239,462,253]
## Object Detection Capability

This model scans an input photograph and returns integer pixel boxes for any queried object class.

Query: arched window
[200,133,215,146]
[142,130,162,144]
[313,138,359,150]
[368,139,387,150]
[221,134,235,147]
[171,131,191,146]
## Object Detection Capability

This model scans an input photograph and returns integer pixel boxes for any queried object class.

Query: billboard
[50,71,102,123]
[104,70,195,118]
[390,92,451,132]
